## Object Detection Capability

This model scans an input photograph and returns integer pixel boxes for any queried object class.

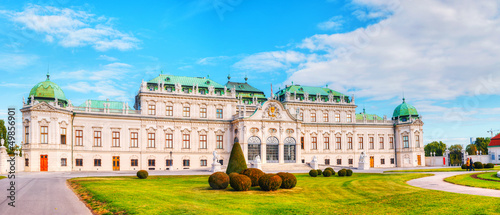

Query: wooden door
[40,155,48,171]
[417,155,422,166]
[370,156,374,168]
[113,156,120,171]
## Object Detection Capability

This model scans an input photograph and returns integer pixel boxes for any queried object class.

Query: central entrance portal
[266,136,279,163]
[40,155,48,171]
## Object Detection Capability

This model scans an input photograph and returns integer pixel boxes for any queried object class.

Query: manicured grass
[385,166,500,173]
[70,173,500,215]
[477,172,500,182]
[445,172,500,190]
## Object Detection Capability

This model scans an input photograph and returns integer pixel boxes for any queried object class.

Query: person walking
[466,158,470,171]
[469,157,475,171]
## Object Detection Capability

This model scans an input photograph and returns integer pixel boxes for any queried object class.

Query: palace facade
[21,73,425,172]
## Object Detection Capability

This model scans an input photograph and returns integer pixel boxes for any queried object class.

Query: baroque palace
[21,73,424,172]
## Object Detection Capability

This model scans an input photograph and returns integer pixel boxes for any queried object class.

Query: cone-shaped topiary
[309,169,318,177]
[137,170,149,179]
[346,169,353,176]
[208,172,230,189]
[241,168,265,186]
[277,172,297,189]
[259,174,282,191]
[338,169,347,177]
[323,170,332,177]
[226,142,248,175]
[229,173,252,191]
[317,169,323,176]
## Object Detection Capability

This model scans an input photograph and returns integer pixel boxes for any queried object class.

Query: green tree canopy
[474,137,490,155]
[448,144,463,165]
[0,120,7,148]
[424,141,446,156]
[466,144,478,155]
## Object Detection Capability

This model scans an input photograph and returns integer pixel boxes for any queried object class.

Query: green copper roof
[276,85,347,97]
[78,99,133,110]
[29,75,67,101]
[356,113,382,121]
[225,81,264,93]
[148,74,225,88]
[393,98,418,118]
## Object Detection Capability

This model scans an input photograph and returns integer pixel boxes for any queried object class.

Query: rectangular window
[390,158,395,164]
[325,159,330,165]
[403,136,409,148]
[76,159,83,166]
[359,137,364,149]
[25,158,29,167]
[348,158,353,165]
[112,132,120,147]
[348,137,353,149]
[148,133,155,148]
[335,113,340,122]
[199,135,207,149]
[389,137,394,149]
[61,158,67,166]
[369,137,374,149]
[347,114,352,123]
[337,159,342,165]
[311,113,316,122]
[166,106,173,116]
[148,159,155,166]
[182,134,190,149]
[131,159,138,166]
[379,137,384,149]
[416,135,420,148]
[336,137,341,150]
[25,126,29,144]
[94,159,101,167]
[312,137,317,149]
[148,104,156,115]
[94,131,102,147]
[183,107,190,117]
[216,135,223,149]
[183,159,190,167]
[216,108,223,119]
[200,108,207,118]
[301,137,304,149]
[60,128,66,145]
[201,159,207,166]
[131,132,138,148]
[75,130,83,146]
[323,113,328,122]
[166,133,173,148]
[40,126,48,144]
[324,137,330,150]
[381,159,385,165]
[166,159,173,166]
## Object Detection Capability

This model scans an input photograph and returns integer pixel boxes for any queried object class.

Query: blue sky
[1,0,500,147]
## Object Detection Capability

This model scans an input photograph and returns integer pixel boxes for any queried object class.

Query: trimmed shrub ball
[309,170,318,177]
[346,169,353,176]
[323,170,332,177]
[338,169,347,177]
[241,168,265,187]
[229,172,239,179]
[461,164,467,169]
[229,173,252,191]
[485,163,494,168]
[137,170,149,179]
[325,167,334,174]
[474,162,483,169]
[277,172,297,189]
[208,172,230,189]
[259,174,282,191]
[317,169,323,176]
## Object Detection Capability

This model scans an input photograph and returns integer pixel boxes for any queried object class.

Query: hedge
[277,172,297,189]
[208,172,229,189]
[137,170,149,179]
[241,168,265,186]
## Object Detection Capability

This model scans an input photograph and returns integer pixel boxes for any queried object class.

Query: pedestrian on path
[466,158,470,171]
[469,158,475,171]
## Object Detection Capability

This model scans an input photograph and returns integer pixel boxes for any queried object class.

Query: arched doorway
[247,136,261,161]
[266,136,279,163]
[284,137,296,163]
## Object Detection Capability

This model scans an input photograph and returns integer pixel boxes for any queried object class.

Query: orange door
[113,156,120,171]
[370,156,374,168]
[40,155,48,171]
[417,155,422,166]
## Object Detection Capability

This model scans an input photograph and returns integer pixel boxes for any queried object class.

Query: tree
[448,144,463,165]
[424,141,446,156]
[466,144,477,155]
[474,137,490,155]
[226,142,247,174]
[0,120,7,148]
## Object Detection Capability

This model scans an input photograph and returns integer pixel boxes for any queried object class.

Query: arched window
[266,136,279,163]
[248,136,261,161]
[284,137,296,163]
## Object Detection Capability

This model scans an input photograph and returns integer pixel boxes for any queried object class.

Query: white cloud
[317,16,343,31]
[2,5,139,51]
[97,55,118,61]
[197,56,230,65]
[283,0,500,101]
[233,51,307,72]
[0,53,38,72]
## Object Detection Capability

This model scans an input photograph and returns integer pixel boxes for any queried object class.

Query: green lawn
[69,173,500,215]
[385,166,500,173]
[477,172,500,182]
[445,172,500,190]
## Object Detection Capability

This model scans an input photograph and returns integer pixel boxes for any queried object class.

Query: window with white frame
[216,135,223,149]
[403,135,409,148]
[166,133,173,148]
[148,133,156,148]
[166,106,173,116]
[112,132,120,147]
[379,137,384,149]
[347,114,352,122]
[311,137,317,150]
[94,131,101,147]
[25,126,29,144]
[415,135,420,148]
[60,128,66,145]
[40,126,48,144]
[311,113,316,122]
[324,137,329,150]
[335,113,340,122]
[199,135,207,149]
[182,134,190,149]
[359,137,364,149]
[369,137,374,149]
[336,137,341,149]
[75,130,83,146]
[389,137,394,149]
[148,104,156,115]
[323,113,328,122]
[200,108,207,118]
[216,109,223,119]
[183,107,190,117]
[130,132,138,147]
[348,137,353,149]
